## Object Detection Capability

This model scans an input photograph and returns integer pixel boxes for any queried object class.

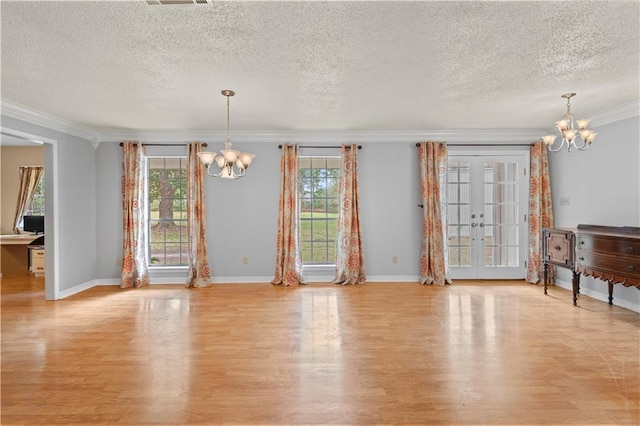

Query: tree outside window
[25,175,45,216]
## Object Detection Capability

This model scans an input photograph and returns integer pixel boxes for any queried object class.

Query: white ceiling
[1,0,639,137]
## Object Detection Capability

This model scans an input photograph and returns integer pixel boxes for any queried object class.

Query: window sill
[302,264,335,283]
[148,266,189,284]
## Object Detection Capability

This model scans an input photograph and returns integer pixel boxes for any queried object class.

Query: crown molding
[590,100,640,128]
[3,97,638,147]
[1,99,98,144]
[97,129,544,144]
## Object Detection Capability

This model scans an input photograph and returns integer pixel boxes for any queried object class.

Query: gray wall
[549,115,640,310]
[6,109,638,311]
[94,141,423,281]
[1,115,98,296]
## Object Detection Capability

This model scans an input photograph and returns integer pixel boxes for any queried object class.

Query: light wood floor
[2,275,639,425]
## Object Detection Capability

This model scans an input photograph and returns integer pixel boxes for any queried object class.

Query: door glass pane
[483,161,519,268]
[447,162,472,267]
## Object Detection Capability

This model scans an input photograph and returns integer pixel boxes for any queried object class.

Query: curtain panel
[12,166,44,233]
[334,144,366,285]
[186,142,212,288]
[418,141,450,286]
[527,141,555,284]
[121,141,149,289]
[272,144,305,286]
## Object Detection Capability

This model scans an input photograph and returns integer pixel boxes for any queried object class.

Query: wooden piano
[542,224,640,306]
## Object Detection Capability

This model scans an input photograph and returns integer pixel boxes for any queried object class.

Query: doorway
[1,127,58,299]
[447,151,529,279]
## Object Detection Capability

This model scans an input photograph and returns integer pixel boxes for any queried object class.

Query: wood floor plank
[2,276,639,425]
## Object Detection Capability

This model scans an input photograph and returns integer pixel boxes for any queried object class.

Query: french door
[447,152,529,279]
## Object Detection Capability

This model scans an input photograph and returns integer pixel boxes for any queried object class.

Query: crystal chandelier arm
[542,135,566,152]
[546,140,566,152]
[204,163,226,178]
[576,137,595,151]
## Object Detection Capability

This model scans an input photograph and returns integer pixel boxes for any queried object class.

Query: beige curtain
[272,144,305,286]
[186,142,212,288]
[12,166,44,233]
[527,141,555,284]
[121,141,149,289]
[418,141,450,285]
[334,144,366,285]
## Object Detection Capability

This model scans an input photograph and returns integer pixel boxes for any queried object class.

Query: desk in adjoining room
[0,234,42,277]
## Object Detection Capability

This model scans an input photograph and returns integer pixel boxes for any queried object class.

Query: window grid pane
[299,156,340,265]
[148,157,188,266]
[25,175,45,216]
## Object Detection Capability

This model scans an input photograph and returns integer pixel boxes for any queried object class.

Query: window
[25,175,45,216]
[147,157,188,266]
[298,156,340,265]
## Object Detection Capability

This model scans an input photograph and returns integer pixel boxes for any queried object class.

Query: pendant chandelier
[197,90,255,178]
[542,93,596,152]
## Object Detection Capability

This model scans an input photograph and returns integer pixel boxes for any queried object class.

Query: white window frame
[20,174,45,230]
[146,155,189,268]
[298,155,341,269]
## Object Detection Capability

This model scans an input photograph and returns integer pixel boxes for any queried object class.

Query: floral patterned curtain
[12,166,44,233]
[418,141,450,285]
[334,144,366,285]
[272,144,305,286]
[527,141,555,284]
[186,142,212,288]
[121,141,149,289]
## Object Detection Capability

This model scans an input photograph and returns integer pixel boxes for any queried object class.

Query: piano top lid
[577,224,640,237]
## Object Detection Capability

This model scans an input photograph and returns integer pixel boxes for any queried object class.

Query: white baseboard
[209,276,274,284]
[555,279,640,313]
[366,275,420,282]
[97,279,120,286]
[57,279,101,299]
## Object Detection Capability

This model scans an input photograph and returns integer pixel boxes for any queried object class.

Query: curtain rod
[119,142,207,147]
[277,145,362,149]
[415,143,534,147]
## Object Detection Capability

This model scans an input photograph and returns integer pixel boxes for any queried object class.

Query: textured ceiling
[1,0,639,134]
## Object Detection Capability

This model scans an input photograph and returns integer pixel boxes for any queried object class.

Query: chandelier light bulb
[197,151,216,167]
[576,119,590,130]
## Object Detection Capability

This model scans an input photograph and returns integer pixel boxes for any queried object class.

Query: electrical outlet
[392,256,398,264]
[242,257,248,265]
[116,257,122,266]
[560,197,570,206]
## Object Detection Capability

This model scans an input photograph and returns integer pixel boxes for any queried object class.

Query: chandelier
[197,90,255,178]
[542,93,596,152]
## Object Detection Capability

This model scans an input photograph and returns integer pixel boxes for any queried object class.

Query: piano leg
[572,271,580,306]
[608,282,614,305]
